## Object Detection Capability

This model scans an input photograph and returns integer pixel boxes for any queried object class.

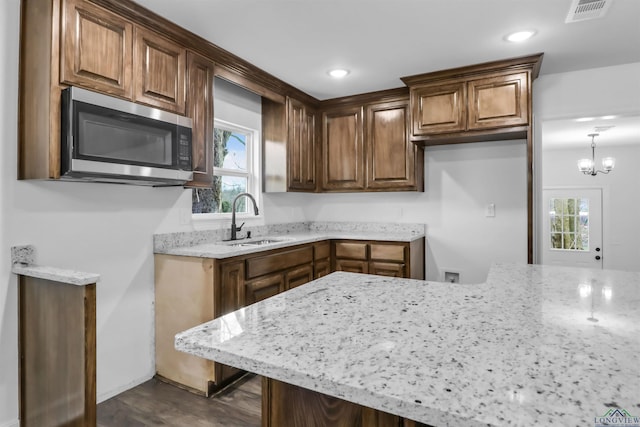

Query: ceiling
[542,113,640,150]
[133,0,640,101]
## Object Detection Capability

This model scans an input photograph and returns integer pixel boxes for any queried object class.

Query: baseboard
[97,372,155,403]
[0,419,20,427]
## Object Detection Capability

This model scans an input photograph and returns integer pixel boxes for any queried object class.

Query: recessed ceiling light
[328,69,350,79]
[504,30,536,43]
[576,117,595,122]
[601,115,617,120]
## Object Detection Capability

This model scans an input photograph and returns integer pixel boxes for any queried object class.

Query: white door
[541,188,603,269]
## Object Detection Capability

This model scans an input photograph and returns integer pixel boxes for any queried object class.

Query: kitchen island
[175,264,640,426]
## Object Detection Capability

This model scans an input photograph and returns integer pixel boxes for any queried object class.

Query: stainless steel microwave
[60,87,193,186]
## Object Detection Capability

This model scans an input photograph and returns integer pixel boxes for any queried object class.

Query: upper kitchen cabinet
[321,105,365,191]
[185,52,214,188]
[287,98,317,191]
[263,96,318,193]
[365,98,422,191]
[320,89,423,192]
[133,27,187,114]
[401,54,543,145]
[61,0,133,98]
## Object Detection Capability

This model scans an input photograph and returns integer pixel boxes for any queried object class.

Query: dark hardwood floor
[97,374,261,427]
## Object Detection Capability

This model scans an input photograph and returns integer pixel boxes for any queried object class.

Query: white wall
[533,62,640,265]
[0,1,180,423]
[542,144,640,271]
[286,140,529,284]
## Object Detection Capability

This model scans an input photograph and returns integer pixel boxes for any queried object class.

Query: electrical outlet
[444,271,460,283]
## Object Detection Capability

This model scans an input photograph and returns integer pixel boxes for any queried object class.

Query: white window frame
[193,119,261,221]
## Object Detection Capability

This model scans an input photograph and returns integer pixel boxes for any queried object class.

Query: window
[549,198,589,251]
[192,120,260,215]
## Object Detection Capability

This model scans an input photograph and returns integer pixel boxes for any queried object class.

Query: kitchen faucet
[230,192,259,240]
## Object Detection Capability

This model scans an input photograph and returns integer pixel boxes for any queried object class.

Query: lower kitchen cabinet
[154,254,217,395]
[154,237,425,394]
[333,239,424,279]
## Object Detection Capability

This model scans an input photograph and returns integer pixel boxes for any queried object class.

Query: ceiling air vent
[565,0,612,23]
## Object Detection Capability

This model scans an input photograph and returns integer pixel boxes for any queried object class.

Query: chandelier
[577,133,615,176]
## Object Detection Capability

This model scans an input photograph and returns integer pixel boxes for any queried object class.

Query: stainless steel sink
[223,238,291,247]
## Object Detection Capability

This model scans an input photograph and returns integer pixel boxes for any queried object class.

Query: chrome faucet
[230,192,259,240]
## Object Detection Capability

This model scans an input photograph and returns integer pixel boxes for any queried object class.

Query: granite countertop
[10,245,100,286]
[155,221,425,259]
[175,263,640,426]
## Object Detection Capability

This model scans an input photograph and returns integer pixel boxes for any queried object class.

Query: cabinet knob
[595,255,601,260]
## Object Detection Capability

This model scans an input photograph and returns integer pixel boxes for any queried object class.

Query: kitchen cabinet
[401,54,543,145]
[366,98,422,191]
[186,51,214,188]
[313,241,331,279]
[61,0,133,98]
[263,97,319,193]
[155,237,423,394]
[321,105,365,191]
[288,98,318,191]
[320,91,423,192]
[18,275,96,427]
[333,239,424,279]
[133,26,186,114]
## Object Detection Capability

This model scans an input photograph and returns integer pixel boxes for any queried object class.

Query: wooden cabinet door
[245,273,285,305]
[218,260,245,384]
[185,51,214,188]
[410,82,465,136]
[334,259,369,274]
[219,260,244,317]
[366,99,418,190]
[322,106,365,191]
[134,26,186,114]
[369,261,405,278]
[314,259,330,279]
[61,0,133,98]
[285,264,314,290]
[288,98,317,191]
[467,72,529,130]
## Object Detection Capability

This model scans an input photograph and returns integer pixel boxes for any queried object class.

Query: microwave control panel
[177,128,192,170]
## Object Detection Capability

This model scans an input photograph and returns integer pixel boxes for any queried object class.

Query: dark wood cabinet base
[262,377,429,427]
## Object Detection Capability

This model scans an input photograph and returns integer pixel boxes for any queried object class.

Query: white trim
[193,119,261,216]
[0,419,20,427]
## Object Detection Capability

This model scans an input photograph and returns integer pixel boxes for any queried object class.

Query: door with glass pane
[541,188,603,268]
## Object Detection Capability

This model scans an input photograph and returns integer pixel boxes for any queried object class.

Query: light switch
[485,203,496,217]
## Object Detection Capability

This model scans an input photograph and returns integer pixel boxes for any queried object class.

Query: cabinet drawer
[334,259,369,274]
[370,243,406,262]
[285,264,314,290]
[369,262,405,278]
[245,273,284,305]
[314,242,330,260]
[246,246,313,279]
[334,242,367,260]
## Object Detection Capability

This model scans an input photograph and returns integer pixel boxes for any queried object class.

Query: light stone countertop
[155,222,426,259]
[157,231,423,259]
[175,263,640,426]
[11,245,99,286]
